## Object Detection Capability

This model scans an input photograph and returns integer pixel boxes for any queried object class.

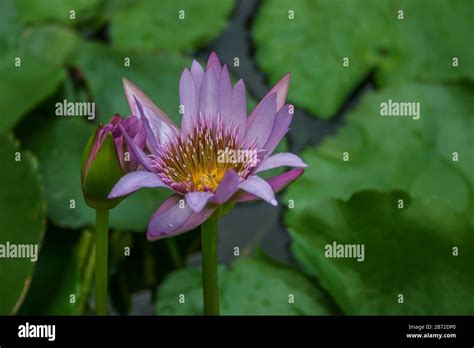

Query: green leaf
[18,228,95,315]
[14,0,101,25]
[18,25,79,66]
[0,0,23,51]
[284,83,473,215]
[0,52,65,132]
[22,117,170,231]
[253,0,474,118]
[72,42,190,124]
[156,253,337,315]
[109,0,234,52]
[286,190,474,314]
[0,134,46,314]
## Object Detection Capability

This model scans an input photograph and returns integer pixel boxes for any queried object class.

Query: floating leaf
[253,0,474,117]
[286,190,474,314]
[110,0,234,52]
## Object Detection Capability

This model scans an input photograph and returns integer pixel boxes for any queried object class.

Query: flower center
[152,116,259,193]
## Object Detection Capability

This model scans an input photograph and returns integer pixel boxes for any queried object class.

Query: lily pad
[156,252,338,315]
[0,134,46,314]
[0,52,65,133]
[14,0,101,25]
[110,0,234,52]
[283,83,473,215]
[253,0,474,117]
[286,190,474,314]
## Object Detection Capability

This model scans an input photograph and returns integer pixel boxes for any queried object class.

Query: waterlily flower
[109,52,307,240]
[81,114,145,209]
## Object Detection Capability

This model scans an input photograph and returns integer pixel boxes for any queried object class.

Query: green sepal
[209,201,235,221]
[81,131,123,209]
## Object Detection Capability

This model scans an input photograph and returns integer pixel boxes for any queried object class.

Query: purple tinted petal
[219,65,232,126]
[206,52,222,79]
[245,93,276,149]
[247,73,290,127]
[118,124,154,172]
[147,195,191,239]
[133,96,159,154]
[108,171,169,199]
[234,169,304,202]
[263,104,293,155]
[231,79,247,140]
[199,68,219,122]
[123,78,177,144]
[256,153,307,173]
[237,175,277,206]
[191,60,204,100]
[179,68,198,135]
[185,191,214,213]
[212,169,240,204]
[147,195,216,240]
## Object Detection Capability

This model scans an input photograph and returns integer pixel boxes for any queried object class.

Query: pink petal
[231,79,247,140]
[234,169,304,203]
[123,78,177,144]
[118,124,154,172]
[263,104,293,155]
[185,191,214,213]
[245,93,276,149]
[256,153,307,173]
[191,60,204,101]
[212,169,240,204]
[219,65,232,126]
[199,67,219,122]
[147,194,216,240]
[247,73,290,127]
[237,175,277,206]
[179,68,198,135]
[108,171,169,199]
[206,52,222,79]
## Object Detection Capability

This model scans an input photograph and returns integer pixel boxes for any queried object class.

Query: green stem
[95,208,109,315]
[201,218,219,315]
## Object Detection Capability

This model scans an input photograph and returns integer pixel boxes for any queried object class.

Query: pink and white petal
[234,169,304,202]
[123,78,177,144]
[179,68,198,135]
[199,68,219,122]
[231,79,247,140]
[263,104,293,155]
[108,171,170,199]
[212,169,240,204]
[185,191,214,213]
[237,175,277,206]
[247,73,290,127]
[219,65,232,126]
[245,93,276,149]
[256,153,307,173]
